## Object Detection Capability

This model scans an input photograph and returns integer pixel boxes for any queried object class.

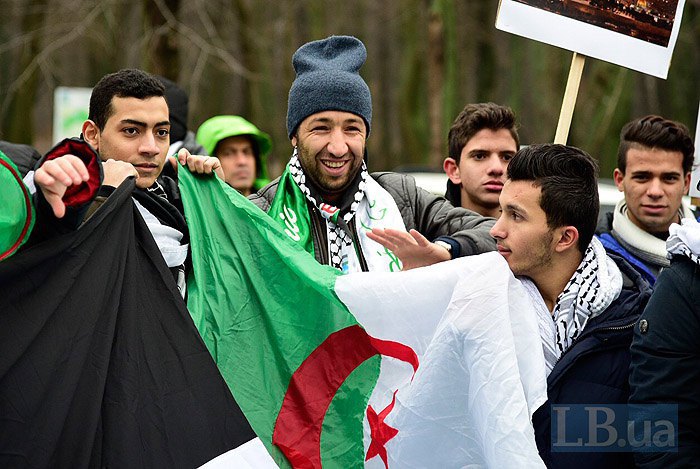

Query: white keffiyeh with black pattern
[285,149,406,273]
[666,217,700,266]
[522,237,623,375]
[288,150,367,269]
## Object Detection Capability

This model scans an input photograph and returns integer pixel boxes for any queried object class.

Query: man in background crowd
[157,76,207,157]
[596,115,696,285]
[443,102,519,217]
[197,115,272,196]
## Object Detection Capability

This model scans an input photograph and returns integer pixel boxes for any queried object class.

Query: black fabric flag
[0,180,255,468]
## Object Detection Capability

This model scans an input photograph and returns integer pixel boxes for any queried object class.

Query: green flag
[181,169,380,467]
[0,151,34,261]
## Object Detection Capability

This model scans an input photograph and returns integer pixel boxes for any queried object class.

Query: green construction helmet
[196,115,272,190]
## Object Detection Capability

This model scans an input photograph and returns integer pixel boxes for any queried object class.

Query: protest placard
[496,0,686,79]
[53,86,91,144]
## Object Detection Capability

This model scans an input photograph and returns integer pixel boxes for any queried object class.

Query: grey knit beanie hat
[286,35,372,138]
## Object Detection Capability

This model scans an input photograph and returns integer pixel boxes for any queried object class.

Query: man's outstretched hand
[366,228,451,270]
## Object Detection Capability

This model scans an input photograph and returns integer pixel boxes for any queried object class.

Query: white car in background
[401,171,624,213]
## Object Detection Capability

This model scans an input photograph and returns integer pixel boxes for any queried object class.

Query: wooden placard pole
[554,52,586,145]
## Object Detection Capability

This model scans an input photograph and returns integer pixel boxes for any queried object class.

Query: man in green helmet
[196,115,272,196]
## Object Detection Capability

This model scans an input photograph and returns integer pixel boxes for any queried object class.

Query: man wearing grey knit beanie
[250,35,495,273]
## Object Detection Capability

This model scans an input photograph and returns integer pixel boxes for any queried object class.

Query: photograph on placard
[511,0,677,47]
[496,0,687,79]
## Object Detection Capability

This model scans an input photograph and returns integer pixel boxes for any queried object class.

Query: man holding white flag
[490,144,652,468]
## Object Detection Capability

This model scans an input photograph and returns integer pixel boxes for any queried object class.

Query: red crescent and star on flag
[272,325,419,468]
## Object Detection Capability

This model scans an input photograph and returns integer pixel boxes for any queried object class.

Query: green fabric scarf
[268,167,315,257]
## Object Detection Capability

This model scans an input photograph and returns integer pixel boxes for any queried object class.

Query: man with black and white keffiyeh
[491,144,651,469]
[250,36,496,273]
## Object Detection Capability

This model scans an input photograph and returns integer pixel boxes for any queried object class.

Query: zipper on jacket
[549,320,637,381]
[596,321,636,333]
[310,204,329,265]
[350,218,370,272]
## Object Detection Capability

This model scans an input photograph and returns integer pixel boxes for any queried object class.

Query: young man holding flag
[186,36,547,468]
[490,144,652,468]
[249,35,495,273]
[31,69,224,296]
[1,69,260,467]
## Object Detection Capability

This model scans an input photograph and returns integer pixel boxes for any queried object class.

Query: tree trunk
[144,0,181,78]
[427,0,445,169]
[3,0,48,144]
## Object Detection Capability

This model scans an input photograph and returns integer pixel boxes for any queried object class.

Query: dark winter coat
[0,140,41,178]
[629,255,700,468]
[533,254,652,468]
[27,139,190,289]
[596,212,658,285]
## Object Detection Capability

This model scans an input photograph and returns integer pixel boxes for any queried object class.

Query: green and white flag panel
[180,168,547,468]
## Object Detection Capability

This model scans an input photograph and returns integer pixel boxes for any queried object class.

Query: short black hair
[89,69,166,130]
[507,144,599,255]
[448,102,519,162]
[617,115,695,174]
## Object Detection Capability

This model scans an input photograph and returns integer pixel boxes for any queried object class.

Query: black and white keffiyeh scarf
[522,237,623,375]
[288,149,368,269]
[269,148,408,273]
[666,217,700,266]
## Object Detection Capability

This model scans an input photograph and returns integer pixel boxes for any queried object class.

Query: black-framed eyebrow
[504,203,526,218]
[119,119,170,128]
[467,149,516,158]
[630,170,682,179]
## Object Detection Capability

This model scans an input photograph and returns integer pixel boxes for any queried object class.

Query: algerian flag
[180,169,547,468]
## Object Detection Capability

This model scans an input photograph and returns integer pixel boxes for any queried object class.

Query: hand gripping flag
[180,170,548,468]
[0,179,256,468]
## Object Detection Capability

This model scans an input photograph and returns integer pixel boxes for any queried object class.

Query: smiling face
[83,96,170,189]
[215,135,257,195]
[489,180,557,281]
[614,145,690,234]
[445,128,517,216]
[292,110,366,203]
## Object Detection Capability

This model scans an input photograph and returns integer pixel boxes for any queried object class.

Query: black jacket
[0,140,41,178]
[629,255,700,468]
[533,254,652,468]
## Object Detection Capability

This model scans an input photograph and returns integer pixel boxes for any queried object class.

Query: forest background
[0,0,698,179]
